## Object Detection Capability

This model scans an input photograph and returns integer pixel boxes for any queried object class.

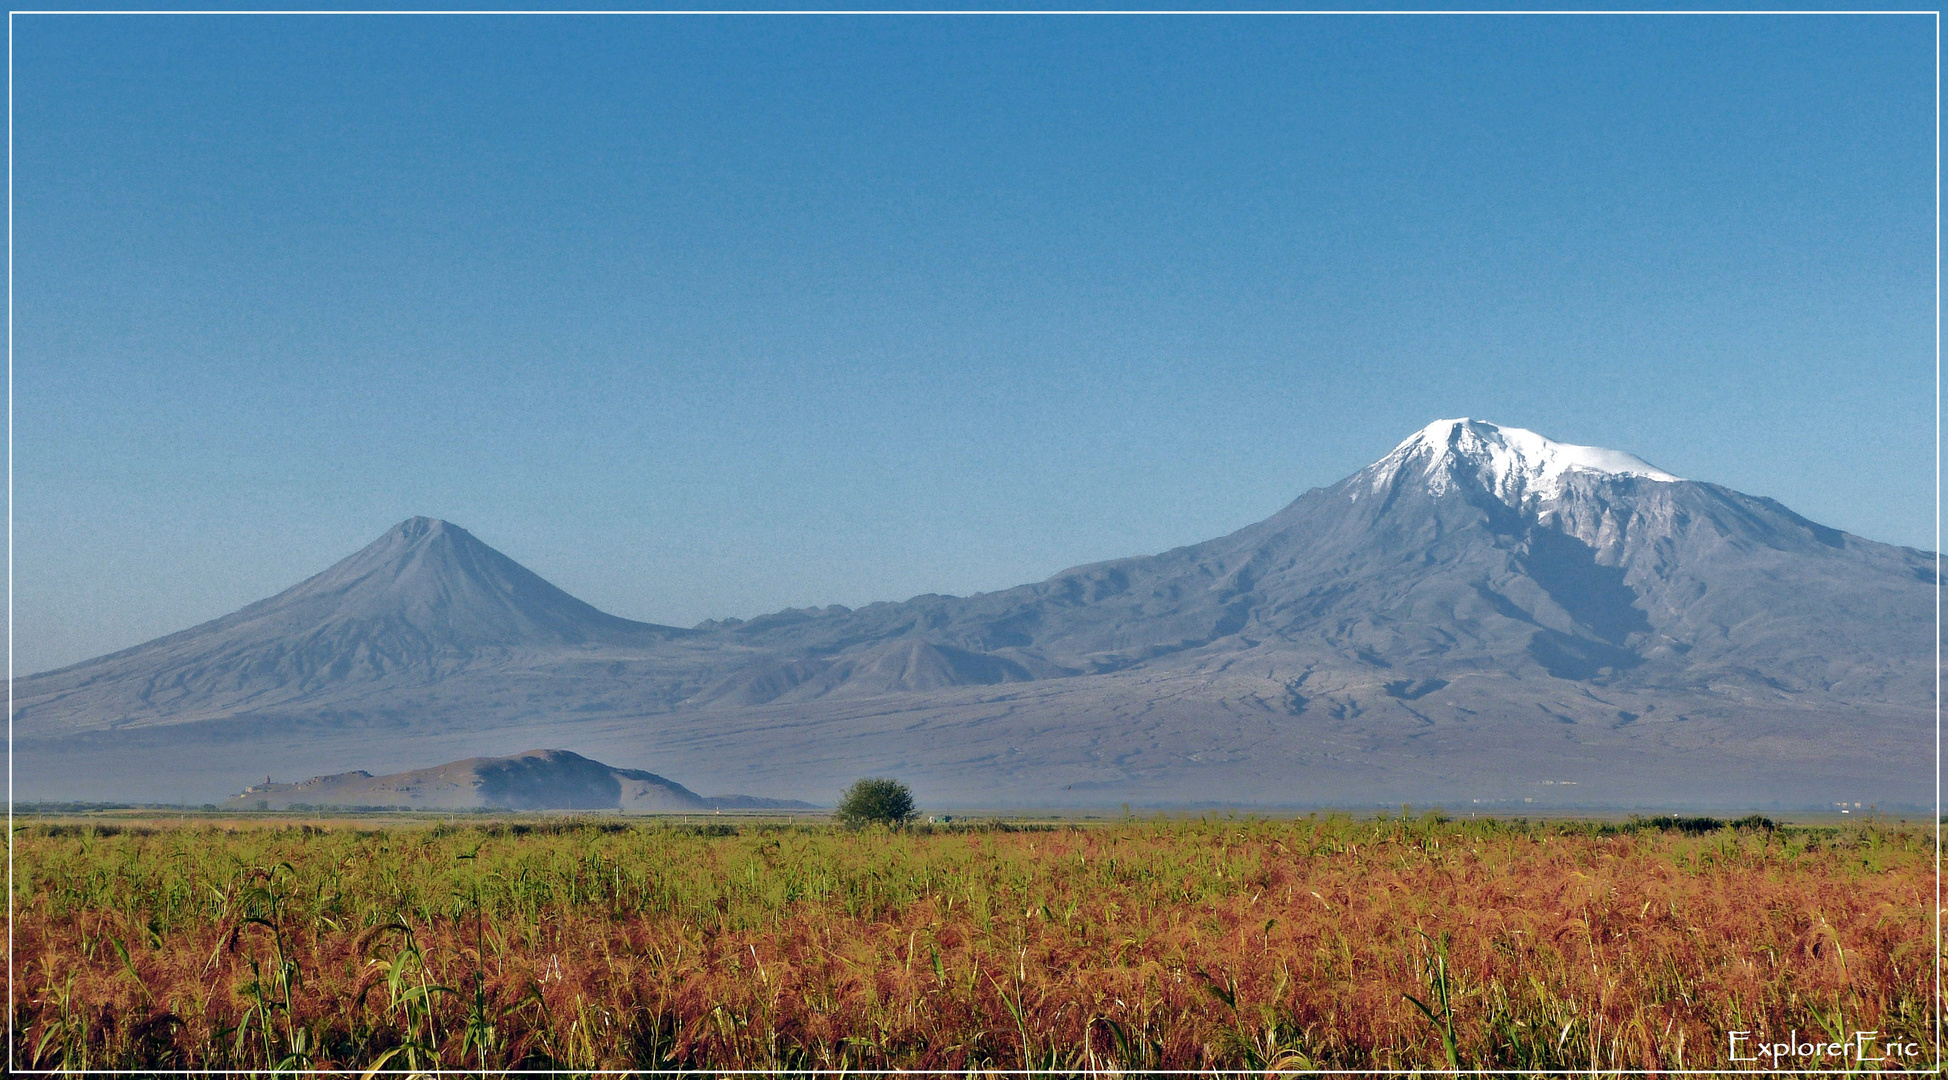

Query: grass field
[10,811,1938,1072]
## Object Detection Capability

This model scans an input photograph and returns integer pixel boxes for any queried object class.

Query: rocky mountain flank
[19,420,1934,809]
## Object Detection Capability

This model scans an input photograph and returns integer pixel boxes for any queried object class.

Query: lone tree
[836,777,915,827]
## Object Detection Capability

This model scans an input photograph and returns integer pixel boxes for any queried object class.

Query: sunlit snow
[1367,418,1681,505]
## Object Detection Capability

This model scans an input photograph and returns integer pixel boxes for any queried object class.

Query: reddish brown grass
[11,814,1937,1071]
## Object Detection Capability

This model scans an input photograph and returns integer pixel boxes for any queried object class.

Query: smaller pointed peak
[382,517,473,545]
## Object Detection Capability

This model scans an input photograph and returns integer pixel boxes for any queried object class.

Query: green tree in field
[835,777,915,827]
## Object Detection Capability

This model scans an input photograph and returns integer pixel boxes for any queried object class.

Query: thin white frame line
[0,1060,1916,1068]
[1935,11,1944,1076]
[0,1071,1922,1076]
[7,8,15,1076]
[3,8,1932,1076]
[2,9,1945,16]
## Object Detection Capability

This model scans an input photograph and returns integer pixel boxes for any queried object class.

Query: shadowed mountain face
[19,421,1936,809]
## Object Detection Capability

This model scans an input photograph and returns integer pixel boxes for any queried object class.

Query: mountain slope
[696,419,1927,704]
[18,517,692,731]
[18,420,1935,808]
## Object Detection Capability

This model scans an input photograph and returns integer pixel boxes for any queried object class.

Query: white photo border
[7,6,1940,1068]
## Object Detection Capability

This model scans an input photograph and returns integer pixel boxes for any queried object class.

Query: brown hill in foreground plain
[223,749,815,812]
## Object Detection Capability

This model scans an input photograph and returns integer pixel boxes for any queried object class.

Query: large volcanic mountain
[18,420,1934,809]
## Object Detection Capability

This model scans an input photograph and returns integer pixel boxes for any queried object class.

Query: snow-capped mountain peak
[1367,418,1681,505]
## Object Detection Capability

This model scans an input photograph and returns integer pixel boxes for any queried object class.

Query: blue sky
[14,14,1936,673]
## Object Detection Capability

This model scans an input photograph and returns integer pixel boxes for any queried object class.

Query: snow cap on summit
[1368,418,1680,505]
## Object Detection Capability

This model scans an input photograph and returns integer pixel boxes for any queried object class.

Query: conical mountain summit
[20,516,681,729]
[237,515,677,649]
[18,420,1934,809]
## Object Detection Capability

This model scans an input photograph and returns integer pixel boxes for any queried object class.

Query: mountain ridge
[18,419,1934,808]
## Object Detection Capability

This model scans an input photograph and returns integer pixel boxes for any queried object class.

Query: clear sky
[14,14,1936,674]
